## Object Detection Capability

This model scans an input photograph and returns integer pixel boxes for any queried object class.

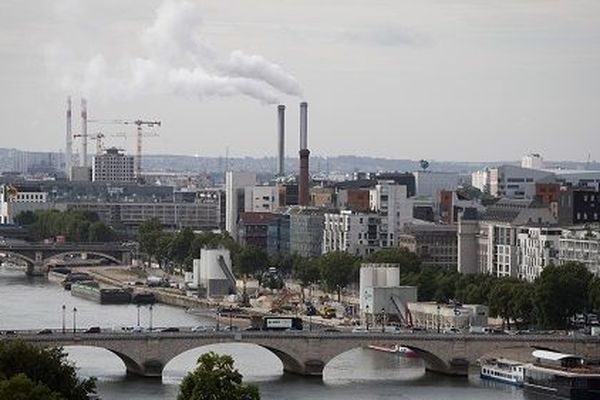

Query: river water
[0,267,540,399]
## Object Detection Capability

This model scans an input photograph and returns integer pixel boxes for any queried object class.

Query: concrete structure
[413,171,459,199]
[471,168,490,193]
[71,166,92,182]
[522,153,544,170]
[14,330,600,378]
[322,210,380,257]
[298,102,310,206]
[407,302,489,332]
[93,148,135,183]
[488,165,555,199]
[362,286,417,323]
[399,224,458,269]
[225,171,257,241]
[310,187,335,209]
[192,248,236,298]
[517,226,561,281]
[560,229,600,276]
[337,188,371,212]
[244,186,280,213]
[0,184,54,224]
[289,207,326,258]
[277,105,285,177]
[370,182,413,247]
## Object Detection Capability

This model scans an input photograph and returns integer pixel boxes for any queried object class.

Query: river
[0,267,541,399]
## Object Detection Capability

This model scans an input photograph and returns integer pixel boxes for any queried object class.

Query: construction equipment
[73,132,128,155]
[88,119,161,181]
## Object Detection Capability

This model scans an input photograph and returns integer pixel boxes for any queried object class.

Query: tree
[535,263,592,329]
[292,258,321,301]
[170,227,195,266]
[589,277,600,313]
[87,221,115,242]
[13,210,37,226]
[366,247,421,274]
[138,218,164,262]
[319,251,360,301]
[511,281,535,329]
[178,352,259,400]
[235,246,268,279]
[0,341,96,400]
[489,278,519,329]
[0,374,63,400]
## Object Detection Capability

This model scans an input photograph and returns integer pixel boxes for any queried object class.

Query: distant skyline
[0,0,599,162]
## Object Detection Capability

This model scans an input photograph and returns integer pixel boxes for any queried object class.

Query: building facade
[399,224,458,269]
[322,210,380,257]
[289,207,327,258]
[92,148,135,183]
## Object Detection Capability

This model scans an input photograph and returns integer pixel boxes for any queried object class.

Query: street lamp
[381,307,386,333]
[62,305,66,334]
[136,305,141,327]
[437,304,441,334]
[72,307,77,334]
[365,304,370,331]
[216,308,220,332]
[229,305,233,331]
[149,304,153,331]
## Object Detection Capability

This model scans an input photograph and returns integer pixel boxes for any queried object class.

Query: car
[352,326,369,333]
[84,326,101,334]
[191,325,214,332]
[160,327,180,333]
[2,330,16,335]
[37,329,52,335]
[131,326,146,333]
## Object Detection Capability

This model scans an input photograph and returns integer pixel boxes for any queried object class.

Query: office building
[93,148,135,183]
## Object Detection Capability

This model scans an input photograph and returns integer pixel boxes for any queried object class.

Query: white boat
[480,358,525,386]
[367,344,418,358]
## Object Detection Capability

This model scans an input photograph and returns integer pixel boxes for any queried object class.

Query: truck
[255,316,303,331]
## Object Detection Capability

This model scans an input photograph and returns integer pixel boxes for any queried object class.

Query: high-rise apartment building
[93,148,135,183]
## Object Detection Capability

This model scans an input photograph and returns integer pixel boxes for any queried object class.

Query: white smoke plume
[46,0,302,104]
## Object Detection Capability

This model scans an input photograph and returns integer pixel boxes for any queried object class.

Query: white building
[517,226,561,282]
[559,229,600,276]
[488,165,555,199]
[322,210,380,257]
[92,148,135,182]
[413,171,459,198]
[225,171,256,241]
[471,168,490,193]
[369,182,413,246]
[244,186,280,213]
[192,248,236,298]
[521,153,544,170]
[0,184,54,224]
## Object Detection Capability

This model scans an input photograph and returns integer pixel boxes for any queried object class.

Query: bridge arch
[45,251,122,266]
[162,341,305,379]
[0,251,36,266]
[320,341,451,377]
[61,345,143,377]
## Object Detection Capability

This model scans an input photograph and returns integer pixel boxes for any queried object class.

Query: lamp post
[62,305,66,334]
[136,305,141,327]
[149,304,153,331]
[309,313,312,332]
[216,308,220,332]
[72,307,77,334]
[381,307,386,333]
[365,304,370,331]
[437,304,441,334]
[229,305,233,331]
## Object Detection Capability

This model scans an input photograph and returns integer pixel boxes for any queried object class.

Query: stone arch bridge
[0,242,133,275]
[9,331,600,378]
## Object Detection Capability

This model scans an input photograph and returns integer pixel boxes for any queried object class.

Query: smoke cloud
[46,0,302,104]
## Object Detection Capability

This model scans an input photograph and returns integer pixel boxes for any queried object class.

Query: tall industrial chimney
[298,101,310,206]
[277,105,286,177]
[80,98,88,167]
[65,96,73,178]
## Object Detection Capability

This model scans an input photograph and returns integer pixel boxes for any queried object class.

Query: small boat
[367,344,418,358]
[480,358,525,386]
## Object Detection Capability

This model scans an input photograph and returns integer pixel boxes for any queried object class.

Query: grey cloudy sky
[1,0,599,162]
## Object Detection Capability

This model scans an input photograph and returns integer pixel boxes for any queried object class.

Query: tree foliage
[177,352,259,400]
[14,209,113,242]
[534,263,592,329]
[0,341,96,400]
[319,251,360,300]
[234,246,269,279]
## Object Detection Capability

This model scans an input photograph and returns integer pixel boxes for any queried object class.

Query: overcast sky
[1,0,599,162]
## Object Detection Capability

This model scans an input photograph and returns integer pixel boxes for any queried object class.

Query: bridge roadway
[0,242,134,274]
[4,329,600,379]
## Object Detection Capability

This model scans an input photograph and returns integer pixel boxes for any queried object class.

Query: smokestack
[80,98,88,167]
[277,105,285,177]
[298,101,310,206]
[65,96,72,179]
